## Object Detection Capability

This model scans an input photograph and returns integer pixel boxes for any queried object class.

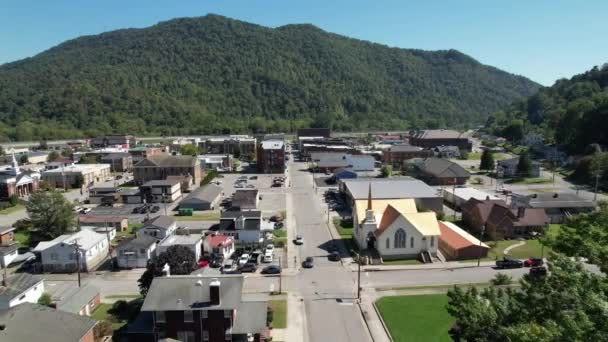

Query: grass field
[376,294,454,342]
[467,152,510,161]
[505,177,552,185]
[383,259,423,265]
[174,211,221,221]
[112,223,142,243]
[14,230,31,246]
[268,299,287,329]
[91,303,128,330]
[0,203,24,215]
[333,217,353,238]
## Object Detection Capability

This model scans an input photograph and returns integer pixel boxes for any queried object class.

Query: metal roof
[343,178,438,200]
[181,184,222,204]
[143,215,176,230]
[57,284,99,314]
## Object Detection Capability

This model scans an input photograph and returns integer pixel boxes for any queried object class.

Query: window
[430,236,435,247]
[185,331,195,342]
[140,248,146,255]
[155,311,165,323]
[184,310,193,322]
[202,310,208,319]
[394,229,406,248]
[202,330,209,341]
[385,238,389,250]
[19,295,26,300]
[224,309,232,318]
[410,237,414,248]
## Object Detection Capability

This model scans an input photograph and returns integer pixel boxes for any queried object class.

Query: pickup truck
[496,256,523,269]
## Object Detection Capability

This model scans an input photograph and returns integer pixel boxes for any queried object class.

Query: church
[0,154,40,199]
[353,184,440,262]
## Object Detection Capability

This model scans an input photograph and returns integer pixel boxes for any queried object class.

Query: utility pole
[278,256,282,294]
[477,225,485,267]
[104,220,113,270]
[452,178,457,221]
[73,239,82,288]
[357,253,361,301]
[327,202,330,223]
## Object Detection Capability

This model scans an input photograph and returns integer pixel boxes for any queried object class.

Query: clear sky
[1,0,606,86]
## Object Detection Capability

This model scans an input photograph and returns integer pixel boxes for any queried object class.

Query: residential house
[438,221,490,260]
[137,215,178,240]
[136,275,267,342]
[311,152,375,172]
[442,187,500,209]
[0,227,18,268]
[117,235,158,269]
[203,234,235,259]
[90,134,137,149]
[199,154,233,171]
[0,274,45,310]
[231,189,259,210]
[216,210,264,244]
[257,140,285,174]
[407,158,470,185]
[179,184,222,211]
[57,284,100,316]
[100,152,133,172]
[120,188,143,204]
[167,175,194,194]
[461,198,549,239]
[497,157,541,178]
[353,189,440,262]
[140,179,182,203]
[432,146,461,159]
[340,178,443,213]
[382,144,433,168]
[129,146,167,163]
[41,163,111,188]
[157,234,203,262]
[409,129,472,151]
[35,229,109,272]
[78,215,129,232]
[511,192,596,223]
[133,154,201,186]
[0,303,98,342]
[0,155,40,199]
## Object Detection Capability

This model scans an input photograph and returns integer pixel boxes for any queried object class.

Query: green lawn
[112,223,142,244]
[272,229,287,238]
[376,294,454,342]
[505,177,552,185]
[0,203,25,215]
[174,211,221,221]
[91,303,127,331]
[383,259,423,265]
[467,152,509,161]
[333,217,353,238]
[505,239,549,259]
[268,299,287,329]
[13,230,31,246]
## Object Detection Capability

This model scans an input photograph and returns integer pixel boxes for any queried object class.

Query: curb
[357,300,377,342]
[354,264,496,272]
[372,300,393,342]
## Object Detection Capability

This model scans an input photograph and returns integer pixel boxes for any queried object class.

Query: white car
[265,244,274,253]
[294,235,304,245]
[239,254,250,266]
[80,208,92,214]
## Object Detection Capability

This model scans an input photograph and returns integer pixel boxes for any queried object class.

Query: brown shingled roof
[375,205,402,237]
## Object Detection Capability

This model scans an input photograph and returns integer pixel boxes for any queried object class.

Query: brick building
[133,155,201,186]
[409,130,472,151]
[256,140,285,174]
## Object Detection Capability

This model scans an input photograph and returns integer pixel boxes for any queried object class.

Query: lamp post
[477,225,486,267]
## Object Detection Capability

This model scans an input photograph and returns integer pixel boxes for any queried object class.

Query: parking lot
[217,172,287,216]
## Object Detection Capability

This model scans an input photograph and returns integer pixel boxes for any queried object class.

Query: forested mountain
[486,64,608,154]
[0,14,539,141]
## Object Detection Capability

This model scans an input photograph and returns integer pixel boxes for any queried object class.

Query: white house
[139,179,182,203]
[0,227,19,267]
[217,210,264,244]
[0,274,45,310]
[34,229,109,272]
[137,215,177,240]
[203,234,235,259]
[353,186,440,262]
[156,234,202,261]
[116,235,158,269]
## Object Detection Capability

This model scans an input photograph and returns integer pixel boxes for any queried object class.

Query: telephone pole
[73,239,82,287]
[477,225,486,267]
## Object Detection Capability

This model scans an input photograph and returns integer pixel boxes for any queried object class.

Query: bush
[491,273,512,286]
[8,195,18,206]
[266,306,274,327]
[37,293,53,306]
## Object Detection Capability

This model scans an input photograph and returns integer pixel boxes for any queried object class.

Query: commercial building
[231,189,259,210]
[310,152,375,172]
[257,140,285,174]
[410,130,472,151]
[129,146,166,163]
[90,134,137,149]
[382,144,433,168]
[179,184,222,211]
[407,158,470,185]
[133,154,201,186]
[297,128,331,139]
[140,179,182,203]
[510,192,596,224]
[198,135,256,156]
[442,187,500,209]
[199,154,233,171]
[41,163,111,189]
[100,152,133,172]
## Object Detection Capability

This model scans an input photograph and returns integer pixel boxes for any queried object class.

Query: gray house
[511,192,596,223]
[497,157,541,178]
[117,234,158,268]
[179,184,222,211]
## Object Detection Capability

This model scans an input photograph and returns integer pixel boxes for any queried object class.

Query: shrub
[491,273,512,286]
[37,293,53,306]
[266,306,274,327]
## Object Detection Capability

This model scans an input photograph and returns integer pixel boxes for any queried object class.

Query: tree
[26,191,75,239]
[78,154,98,164]
[516,152,532,177]
[180,144,198,156]
[490,273,512,286]
[447,255,608,342]
[380,165,393,178]
[19,154,28,164]
[47,150,60,162]
[502,119,524,142]
[138,245,197,296]
[0,145,4,156]
[233,145,241,159]
[479,149,495,171]
[37,292,53,307]
[73,174,85,189]
[38,140,48,150]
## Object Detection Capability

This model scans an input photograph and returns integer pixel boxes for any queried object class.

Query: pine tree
[516,152,532,177]
[479,150,495,171]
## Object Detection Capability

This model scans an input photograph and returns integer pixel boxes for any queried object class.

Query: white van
[263,251,273,263]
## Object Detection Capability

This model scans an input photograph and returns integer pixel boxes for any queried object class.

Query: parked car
[529,266,548,278]
[265,244,274,253]
[239,254,251,266]
[294,235,304,245]
[328,251,341,262]
[263,251,273,263]
[496,256,523,269]
[249,252,261,264]
[246,184,255,189]
[524,258,544,267]
[261,265,282,275]
[274,222,284,229]
[80,208,92,214]
[100,202,113,207]
[235,183,245,189]
[221,264,241,274]
[302,257,314,269]
[249,176,258,180]
[198,260,209,268]
[115,175,123,180]
[150,205,160,213]
[239,263,257,273]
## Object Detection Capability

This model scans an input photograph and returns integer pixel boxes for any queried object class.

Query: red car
[198,260,209,268]
[523,258,544,267]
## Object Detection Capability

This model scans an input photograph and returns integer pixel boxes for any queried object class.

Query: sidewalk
[271,292,306,342]
[359,290,391,342]
[349,260,497,272]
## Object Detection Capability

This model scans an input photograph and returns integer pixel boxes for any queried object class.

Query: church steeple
[11,153,20,174]
[367,182,373,210]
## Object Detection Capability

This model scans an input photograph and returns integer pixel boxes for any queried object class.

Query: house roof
[158,234,202,247]
[141,275,244,311]
[260,140,284,150]
[343,178,438,200]
[141,179,180,187]
[443,187,500,202]
[497,157,540,167]
[416,158,470,179]
[57,284,99,314]
[143,215,176,230]
[522,193,596,209]
[0,245,18,257]
[0,303,97,342]
[0,227,15,235]
[181,184,222,205]
[100,152,131,160]
[354,199,417,223]
[388,144,426,152]
[414,129,467,140]
[221,210,262,219]
[135,154,198,168]
[78,215,127,224]
[118,234,158,250]
[232,301,268,334]
[402,212,441,236]
[439,221,489,249]
[33,229,106,252]
[461,198,509,226]
[205,234,234,248]
[0,274,44,304]
[511,208,549,227]
[231,189,259,209]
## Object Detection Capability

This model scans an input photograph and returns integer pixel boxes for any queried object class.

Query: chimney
[553,193,559,198]
[210,278,221,306]
[517,207,525,218]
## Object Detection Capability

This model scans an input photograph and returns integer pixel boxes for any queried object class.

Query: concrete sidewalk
[350,260,497,272]
[359,290,391,342]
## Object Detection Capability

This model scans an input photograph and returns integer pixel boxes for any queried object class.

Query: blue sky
[1,0,606,86]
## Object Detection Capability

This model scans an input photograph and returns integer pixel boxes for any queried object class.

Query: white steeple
[11,153,20,174]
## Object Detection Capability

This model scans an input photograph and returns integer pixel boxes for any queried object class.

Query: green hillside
[0,14,538,141]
